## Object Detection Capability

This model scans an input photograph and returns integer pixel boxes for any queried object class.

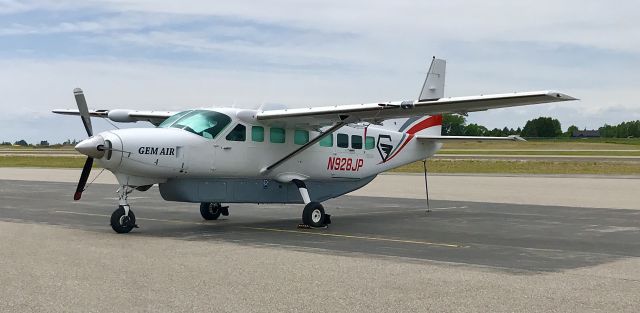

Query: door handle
[222,146,232,150]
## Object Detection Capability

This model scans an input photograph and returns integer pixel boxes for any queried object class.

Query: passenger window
[319,134,333,147]
[337,133,349,148]
[294,130,309,145]
[351,135,362,149]
[365,136,375,150]
[252,126,264,142]
[270,128,285,143]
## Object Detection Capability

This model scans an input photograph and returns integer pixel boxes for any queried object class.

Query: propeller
[72,88,103,200]
[74,88,93,137]
[74,157,94,200]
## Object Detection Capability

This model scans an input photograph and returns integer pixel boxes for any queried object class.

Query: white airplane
[54,58,576,233]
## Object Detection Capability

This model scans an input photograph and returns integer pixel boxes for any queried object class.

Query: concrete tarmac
[1,171,640,312]
[1,168,639,209]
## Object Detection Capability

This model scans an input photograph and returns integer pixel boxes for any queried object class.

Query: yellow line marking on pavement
[55,210,208,225]
[342,206,465,216]
[54,210,466,248]
[240,226,465,248]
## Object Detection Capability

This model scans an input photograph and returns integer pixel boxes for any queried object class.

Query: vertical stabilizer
[418,57,446,101]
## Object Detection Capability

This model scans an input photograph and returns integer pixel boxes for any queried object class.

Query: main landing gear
[200,202,230,220]
[294,179,331,228]
[110,186,138,234]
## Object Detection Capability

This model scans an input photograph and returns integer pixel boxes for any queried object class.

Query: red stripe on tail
[406,115,442,135]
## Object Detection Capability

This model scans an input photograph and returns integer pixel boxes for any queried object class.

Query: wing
[255,90,577,128]
[52,109,178,126]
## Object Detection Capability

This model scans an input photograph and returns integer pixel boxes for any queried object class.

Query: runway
[1,175,640,312]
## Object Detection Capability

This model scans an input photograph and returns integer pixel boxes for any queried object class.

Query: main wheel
[302,202,325,227]
[200,202,222,220]
[110,206,136,234]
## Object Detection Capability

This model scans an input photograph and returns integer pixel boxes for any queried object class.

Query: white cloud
[0,12,179,35]
[98,0,640,53]
[0,0,97,14]
[1,0,639,143]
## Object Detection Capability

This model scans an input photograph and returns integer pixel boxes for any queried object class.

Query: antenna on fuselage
[423,159,431,214]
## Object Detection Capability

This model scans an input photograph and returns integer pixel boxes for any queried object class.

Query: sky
[1,0,639,143]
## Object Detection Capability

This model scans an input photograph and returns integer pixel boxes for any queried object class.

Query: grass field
[2,155,639,175]
[439,138,640,150]
[0,156,88,168]
[438,150,640,156]
[393,160,640,175]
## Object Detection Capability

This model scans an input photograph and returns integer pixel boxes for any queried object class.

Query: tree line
[599,121,640,138]
[1,139,77,147]
[443,114,639,138]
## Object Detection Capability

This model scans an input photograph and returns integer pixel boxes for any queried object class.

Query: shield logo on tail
[377,134,393,162]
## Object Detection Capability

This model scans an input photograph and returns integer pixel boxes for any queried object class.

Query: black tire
[110,206,136,234]
[200,202,222,220]
[302,202,325,227]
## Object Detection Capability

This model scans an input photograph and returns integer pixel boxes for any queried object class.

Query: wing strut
[261,118,354,173]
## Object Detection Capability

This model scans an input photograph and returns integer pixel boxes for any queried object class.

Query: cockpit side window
[226,124,246,141]
[162,110,231,140]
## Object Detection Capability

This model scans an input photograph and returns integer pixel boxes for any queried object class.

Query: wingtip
[508,135,527,142]
[546,91,578,101]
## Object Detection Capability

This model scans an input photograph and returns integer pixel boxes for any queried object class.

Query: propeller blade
[74,157,94,201]
[74,88,93,137]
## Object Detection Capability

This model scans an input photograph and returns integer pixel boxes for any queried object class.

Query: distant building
[572,129,600,138]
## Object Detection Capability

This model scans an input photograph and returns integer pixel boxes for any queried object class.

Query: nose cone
[75,136,105,158]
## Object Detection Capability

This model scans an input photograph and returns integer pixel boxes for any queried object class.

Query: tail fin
[418,57,446,101]
[402,57,446,135]
[380,57,446,135]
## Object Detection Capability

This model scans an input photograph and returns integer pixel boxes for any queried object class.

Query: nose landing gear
[110,205,138,233]
[110,185,138,234]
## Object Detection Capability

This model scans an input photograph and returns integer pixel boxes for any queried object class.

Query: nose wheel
[110,205,137,234]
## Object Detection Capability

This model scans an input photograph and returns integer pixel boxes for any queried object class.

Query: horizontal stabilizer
[417,135,526,142]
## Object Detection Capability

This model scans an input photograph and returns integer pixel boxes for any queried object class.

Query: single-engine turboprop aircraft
[54,58,576,233]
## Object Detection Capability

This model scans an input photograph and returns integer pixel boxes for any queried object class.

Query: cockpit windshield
[158,110,231,139]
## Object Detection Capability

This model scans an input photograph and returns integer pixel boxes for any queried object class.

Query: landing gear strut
[110,186,138,233]
[200,202,229,220]
[293,179,330,228]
